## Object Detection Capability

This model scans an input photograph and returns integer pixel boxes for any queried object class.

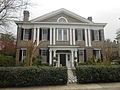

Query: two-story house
[15,8,106,68]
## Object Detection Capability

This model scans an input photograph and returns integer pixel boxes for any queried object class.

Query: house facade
[15,8,106,68]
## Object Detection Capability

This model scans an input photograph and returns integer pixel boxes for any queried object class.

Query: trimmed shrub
[0,54,15,67]
[0,66,67,87]
[76,65,120,83]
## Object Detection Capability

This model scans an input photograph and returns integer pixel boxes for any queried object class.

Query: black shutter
[91,30,94,41]
[47,49,49,64]
[77,50,79,63]
[39,49,41,56]
[83,29,85,41]
[21,28,24,40]
[93,50,96,57]
[19,50,22,61]
[29,29,32,40]
[75,29,77,41]
[48,28,50,41]
[39,28,42,41]
[99,30,102,41]
[84,50,86,62]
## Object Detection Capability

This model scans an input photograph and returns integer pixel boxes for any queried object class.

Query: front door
[60,54,66,66]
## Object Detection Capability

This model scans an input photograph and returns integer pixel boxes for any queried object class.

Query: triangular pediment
[30,8,93,23]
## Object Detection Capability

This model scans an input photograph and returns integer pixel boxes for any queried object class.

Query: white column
[75,50,77,58]
[73,28,75,45]
[33,28,36,42]
[85,29,88,47]
[67,29,69,41]
[50,28,52,45]
[21,49,23,62]
[66,54,68,67]
[99,50,101,59]
[37,28,40,46]
[49,49,52,65]
[58,54,60,67]
[53,28,56,45]
[53,50,56,57]
[88,29,91,47]
[71,50,74,67]
[70,28,73,45]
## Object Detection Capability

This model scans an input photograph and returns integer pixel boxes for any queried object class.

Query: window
[57,17,68,23]
[42,28,48,40]
[41,49,47,56]
[94,30,99,41]
[57,28,68,41]
[21,49,27,62]
[78,50,84,63]
[77,29,83,41]
[93,50,101,59]
[58,29,62,40]
[63,30,67,40]
[24,29,29,40]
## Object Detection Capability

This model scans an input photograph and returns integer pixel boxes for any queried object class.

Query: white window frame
[42,28,48,41]
[76,29,83,41]
[21,48,27,62]
[57,16,68,23]
[23,29,29,41]
[40,48,47,56]
[57,28,69,41]
[93,49,101,59]
[78,50,84,63]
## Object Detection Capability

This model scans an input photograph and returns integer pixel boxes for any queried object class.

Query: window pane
[23,50,26,61]
[58,29,62,40]
[77,29,83,40]
[41,50,47,56]
[42,28,48,40]
[94,30,99,40]
[78,50,84,63]
[24,29,29,40]
[63,30,67,40]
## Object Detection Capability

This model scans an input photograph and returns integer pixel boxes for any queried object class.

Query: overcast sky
[2,0,120,41]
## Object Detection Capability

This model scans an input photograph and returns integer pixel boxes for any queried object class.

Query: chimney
[23,10,29,21]
[87,17,92,21]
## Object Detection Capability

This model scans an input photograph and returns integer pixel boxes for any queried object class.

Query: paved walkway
[1,82,120,90]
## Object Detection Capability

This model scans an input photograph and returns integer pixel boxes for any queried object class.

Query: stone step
[67,69,77,83]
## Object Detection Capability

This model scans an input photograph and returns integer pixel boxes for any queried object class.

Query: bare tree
[26,41,42,66]
[0,0,29,24]
[101,39,113,64]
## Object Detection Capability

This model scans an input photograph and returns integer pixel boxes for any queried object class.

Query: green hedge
[0,54,15,67]
[0,66,67,87]
[76,65,120,83]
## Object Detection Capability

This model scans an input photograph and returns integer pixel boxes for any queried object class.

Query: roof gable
[30,8,93,23]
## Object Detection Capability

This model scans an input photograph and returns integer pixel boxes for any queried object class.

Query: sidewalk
[1,82,120,90]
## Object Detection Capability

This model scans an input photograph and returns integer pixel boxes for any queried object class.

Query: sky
[1,0,120,41]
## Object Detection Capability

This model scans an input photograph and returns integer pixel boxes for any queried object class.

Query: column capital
[49,49,52,52]
[53,49,56,52]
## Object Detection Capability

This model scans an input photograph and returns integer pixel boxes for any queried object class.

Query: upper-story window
[42,28,48,41]
[57,16,68,23]
[94,30,99,41]
[57,28,68,41]
[24,29,29,40]
[21,28,32,41]
[91,30,102,41]
[75,29,85,41]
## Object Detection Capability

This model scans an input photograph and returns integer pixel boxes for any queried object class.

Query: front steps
[67,69,77,84]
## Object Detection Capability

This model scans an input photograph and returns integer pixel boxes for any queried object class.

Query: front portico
[49,46,78,68]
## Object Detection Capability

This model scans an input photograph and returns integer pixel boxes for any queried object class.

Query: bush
[76,65,120,83]
[0,54,15,67]
[0,66,67,87]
